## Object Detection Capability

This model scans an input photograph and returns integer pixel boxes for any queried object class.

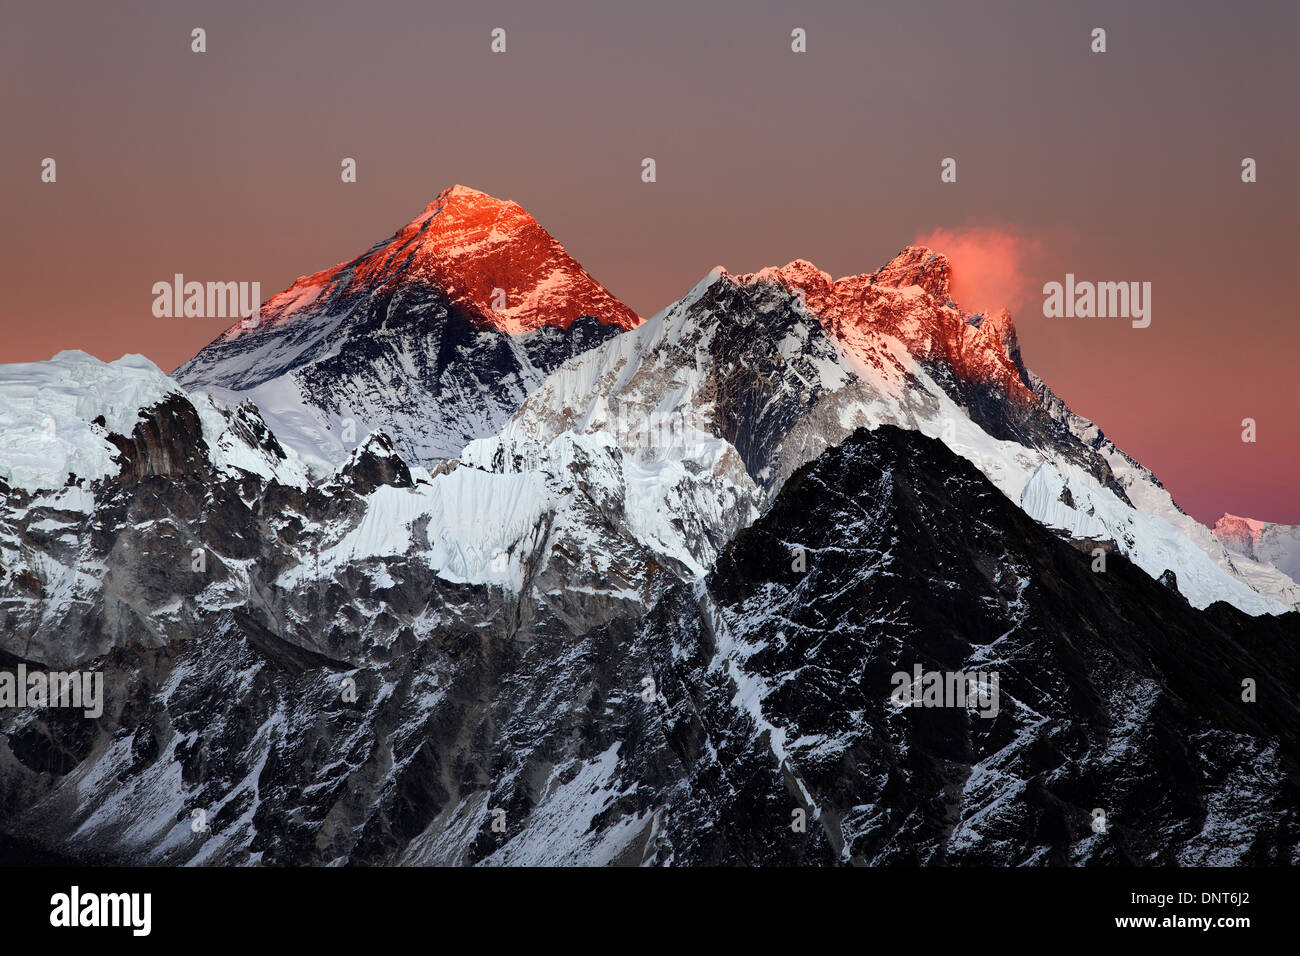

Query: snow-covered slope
[1216,514,1300,588]
[0,350,317,663]
[265,424,759,643]
[0,350,309,493]
[1033,376,1300,611]
[0,351,178,493]
[485,250,1293,615]
[4,241,1297,865]
[174,185,639,470]
[1019,463,1289,613]
[166,178,1292,614]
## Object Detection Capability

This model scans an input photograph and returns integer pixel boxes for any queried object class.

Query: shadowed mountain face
[4,425,1294,865]
[623,425,1299,864]
[174,186,638,470]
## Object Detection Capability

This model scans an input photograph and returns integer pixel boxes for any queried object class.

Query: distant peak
[731,247,955,301]
[444,183,491,199]
[421,183,519,217]
[1215,513,1269,542]
[722,247,1031,405]
[231,185,640,338]
[406,184,532,239]
[1217,512,1267,528]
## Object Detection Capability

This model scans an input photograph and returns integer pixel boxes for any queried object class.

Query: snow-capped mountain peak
[864,243,952,298]
[728,251,1034,405]
[175,186,640,469]
[1215,513,1270,548]
[225,184,639,340]
[1215,513,1300,584]
[487,248,1295,616]
[0,349,307,494]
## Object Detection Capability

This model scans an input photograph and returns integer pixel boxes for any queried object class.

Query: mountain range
[1,187,1296,865]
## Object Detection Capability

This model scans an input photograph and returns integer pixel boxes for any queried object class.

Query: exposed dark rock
[3,426,1294,865]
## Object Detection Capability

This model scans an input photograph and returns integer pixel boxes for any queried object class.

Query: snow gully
[889,665,1000,718]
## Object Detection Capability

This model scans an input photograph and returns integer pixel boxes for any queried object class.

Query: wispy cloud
[913,226,1042,316]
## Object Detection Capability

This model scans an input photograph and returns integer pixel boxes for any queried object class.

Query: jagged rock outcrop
[4,427,1296,865]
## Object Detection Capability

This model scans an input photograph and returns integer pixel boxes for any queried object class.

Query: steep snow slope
[0,350,308,493]
[174,186,638,470]
[266,426,759,638]
[0,351,315,663]
[1216,514,1300,587]
[1033,377,1300,610]
[168,187,1292,615]
[485,250,1292,614]
[1019,463,1289,612]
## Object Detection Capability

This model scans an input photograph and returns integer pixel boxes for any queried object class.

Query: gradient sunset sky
[3,0,1297,524]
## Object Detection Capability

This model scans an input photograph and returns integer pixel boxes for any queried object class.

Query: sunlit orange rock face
[252,185,641,335]
[750,247,1037,405]
[1214,514,1266,551]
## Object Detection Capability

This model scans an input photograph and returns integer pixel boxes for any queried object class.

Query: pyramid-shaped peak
[869,245,952,300]
[772,259,834,287]
[445,183,491,199]
[224,185,639,338]
[1215,513,1269,541]
[424,184,518,213]
[407,184,533,234]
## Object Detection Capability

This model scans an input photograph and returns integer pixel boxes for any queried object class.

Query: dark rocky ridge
[619,426,1299,863]
[2,425,1294,865]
